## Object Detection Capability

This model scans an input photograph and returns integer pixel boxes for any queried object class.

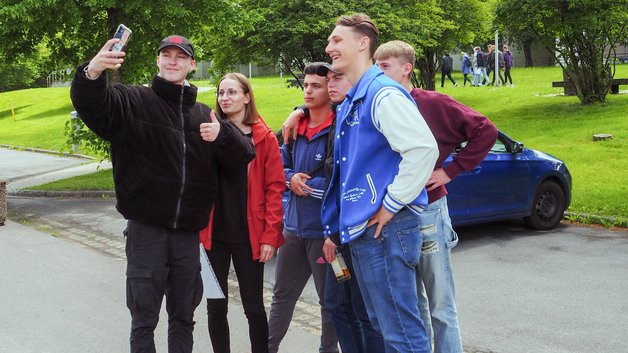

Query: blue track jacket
[282,125,330,238]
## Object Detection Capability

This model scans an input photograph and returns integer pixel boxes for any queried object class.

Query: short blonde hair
[374,40,416,65]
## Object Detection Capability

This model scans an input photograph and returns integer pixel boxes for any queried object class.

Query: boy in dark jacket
[441,52,458,87]
[70,35,255,353]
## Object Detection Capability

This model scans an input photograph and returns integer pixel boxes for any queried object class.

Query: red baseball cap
[158,35,195,59]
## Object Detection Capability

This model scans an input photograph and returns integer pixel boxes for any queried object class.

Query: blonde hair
[215,72,260,125]
[374,40,416,65]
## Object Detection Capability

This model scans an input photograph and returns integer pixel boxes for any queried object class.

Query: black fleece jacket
[70,63,255,231]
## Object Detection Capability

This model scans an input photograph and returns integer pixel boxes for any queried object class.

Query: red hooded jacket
[199,117,285,260]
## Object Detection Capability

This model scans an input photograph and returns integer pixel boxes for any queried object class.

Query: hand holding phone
[110,24,132,52]
[85,29,129,78]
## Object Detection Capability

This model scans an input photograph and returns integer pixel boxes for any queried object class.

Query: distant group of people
[443,44,514,87]
[71,12,498,353]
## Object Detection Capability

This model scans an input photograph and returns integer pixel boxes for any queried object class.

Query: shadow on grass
[20,104,75,121]
[0,105,33,120]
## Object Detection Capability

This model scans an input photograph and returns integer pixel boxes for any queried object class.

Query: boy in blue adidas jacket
[268,62,339,353]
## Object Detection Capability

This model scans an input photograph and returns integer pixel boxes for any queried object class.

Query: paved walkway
[4,147,628,353]
[0,147,323,353]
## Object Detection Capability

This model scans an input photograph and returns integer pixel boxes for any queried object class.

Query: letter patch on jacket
[345,102,361,127]
[342,187,366,203]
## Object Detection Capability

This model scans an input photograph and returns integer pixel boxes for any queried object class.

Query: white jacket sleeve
[372,87,438,211]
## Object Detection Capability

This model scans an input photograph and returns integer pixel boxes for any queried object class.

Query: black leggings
[504,67,513,84]
[463,74,473,86]
[206,240,268,353]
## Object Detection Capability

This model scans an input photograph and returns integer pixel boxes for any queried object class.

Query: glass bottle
[330,249,351,283]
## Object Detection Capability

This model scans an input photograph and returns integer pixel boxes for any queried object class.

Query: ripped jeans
[416,196,463,353]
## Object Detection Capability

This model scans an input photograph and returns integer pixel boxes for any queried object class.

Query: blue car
[279,130,571,231]
[445,131,571,230]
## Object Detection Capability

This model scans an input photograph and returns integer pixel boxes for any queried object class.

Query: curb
[564,211,628,228]
[8,190,116,198]
[0,144,95,161]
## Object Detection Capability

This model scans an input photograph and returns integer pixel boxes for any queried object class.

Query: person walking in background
[503,44,514,86]
[486,44,505,86]
[441,51,458,87]
[70,35,255,353]
[268,62,339,353]
[323,13,438,353]
[461,52,473,86]
[473,46,489,86]
[374,39,498,353]
[199,72,285,353]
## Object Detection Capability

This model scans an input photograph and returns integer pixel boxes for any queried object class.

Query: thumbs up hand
[200,110,221,142]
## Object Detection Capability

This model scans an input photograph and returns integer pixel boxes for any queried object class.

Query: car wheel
[523,181,566,230]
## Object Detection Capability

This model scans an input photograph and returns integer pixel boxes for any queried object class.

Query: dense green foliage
[201,0,490,90]
[0,0,240,85]
[495,0,628,104]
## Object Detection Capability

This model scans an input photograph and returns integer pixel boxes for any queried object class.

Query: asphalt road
[7,196,628,353]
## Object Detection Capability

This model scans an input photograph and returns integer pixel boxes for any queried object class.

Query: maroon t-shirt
[411,88,498,204]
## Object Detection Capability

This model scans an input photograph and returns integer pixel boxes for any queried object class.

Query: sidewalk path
[0,147,324,352]
[0,147,112,193]
[0,220,322,353]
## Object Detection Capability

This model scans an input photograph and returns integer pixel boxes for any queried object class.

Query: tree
[0,0,242,159]
[0,50,47,92]
[408,0,490,90]
[204,0,356,88]
[204,0,489,91]
[495,0,628,104]
[0,0,238,85]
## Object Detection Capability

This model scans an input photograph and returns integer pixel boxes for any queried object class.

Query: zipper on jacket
[173,84,187,228]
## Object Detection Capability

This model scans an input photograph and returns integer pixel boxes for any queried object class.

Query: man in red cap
[70,34,255,353]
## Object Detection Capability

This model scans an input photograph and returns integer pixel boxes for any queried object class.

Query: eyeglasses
[217,89,242,99]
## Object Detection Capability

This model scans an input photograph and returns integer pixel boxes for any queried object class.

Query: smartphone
[109,24,132,52]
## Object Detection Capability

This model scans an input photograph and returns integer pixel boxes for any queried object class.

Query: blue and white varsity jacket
[282,125,330,238]
[321,65,438,244]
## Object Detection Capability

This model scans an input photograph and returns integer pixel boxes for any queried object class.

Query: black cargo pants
[125,220,203,353]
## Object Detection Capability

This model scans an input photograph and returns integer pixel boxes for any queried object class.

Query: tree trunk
[280,55,303,90]
[415,48,437,91]
[523,38,533,67]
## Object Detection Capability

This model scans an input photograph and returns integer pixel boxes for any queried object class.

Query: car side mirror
[510,141,524,154]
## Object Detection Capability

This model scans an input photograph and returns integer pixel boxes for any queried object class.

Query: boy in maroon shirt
[375,40,498,353]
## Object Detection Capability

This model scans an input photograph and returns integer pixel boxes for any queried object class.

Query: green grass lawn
[1,65,626,225]
[27,168,114,191]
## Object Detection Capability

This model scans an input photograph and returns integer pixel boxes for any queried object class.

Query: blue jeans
[416,196,463,353]
[349,209,430,353]
[324,246,385,353]
[479,67,489,84]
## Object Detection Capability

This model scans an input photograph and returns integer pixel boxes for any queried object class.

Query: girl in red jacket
[199,72,285,353]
